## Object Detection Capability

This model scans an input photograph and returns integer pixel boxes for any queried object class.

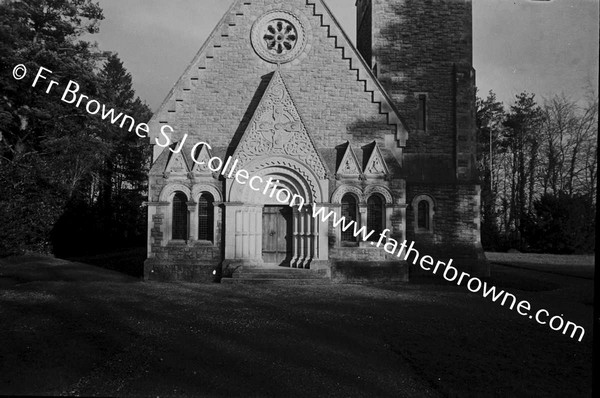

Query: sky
[92,0,599,112]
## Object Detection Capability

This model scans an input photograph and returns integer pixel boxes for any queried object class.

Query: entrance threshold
[245,262,290,269]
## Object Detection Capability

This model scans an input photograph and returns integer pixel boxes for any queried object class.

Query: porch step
[236,267,329,279]
[221,278,331,285]
[221,266,331,284]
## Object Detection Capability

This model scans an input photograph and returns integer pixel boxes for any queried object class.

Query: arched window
[172,192,188,240]
[367,194,385,241]
[418,200,429,230]
[412,195,434,233]
[341,194,358,243]
[198,193,214,242]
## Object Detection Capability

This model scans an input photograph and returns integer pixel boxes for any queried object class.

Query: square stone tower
[357,0,487,275]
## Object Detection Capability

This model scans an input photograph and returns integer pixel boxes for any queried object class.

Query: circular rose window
[251,11,307,64]
[263,20,297,55]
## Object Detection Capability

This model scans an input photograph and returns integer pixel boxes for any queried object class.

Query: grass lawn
[485,252,595,279]
[0,254,593,397]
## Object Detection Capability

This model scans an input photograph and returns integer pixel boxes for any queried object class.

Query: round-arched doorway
[225,157,327,268]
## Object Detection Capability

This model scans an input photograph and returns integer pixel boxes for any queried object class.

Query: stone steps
[236,267,329,279]
[221,278,331,285]
[221,266,331,285]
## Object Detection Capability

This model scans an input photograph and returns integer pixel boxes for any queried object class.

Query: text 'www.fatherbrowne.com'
[308,206,586,342]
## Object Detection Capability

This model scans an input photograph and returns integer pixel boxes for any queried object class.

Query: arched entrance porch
[223,157,329,269]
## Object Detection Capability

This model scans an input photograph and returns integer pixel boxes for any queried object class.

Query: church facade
[144,0,488,282]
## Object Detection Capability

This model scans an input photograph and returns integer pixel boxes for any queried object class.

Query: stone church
[144,0,488,282]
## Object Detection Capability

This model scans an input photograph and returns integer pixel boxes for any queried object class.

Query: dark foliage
[523,193,596,254]
[50,54,152,256]
[0,159,64,255]
[0,0,150,259]
[476,90,597,253]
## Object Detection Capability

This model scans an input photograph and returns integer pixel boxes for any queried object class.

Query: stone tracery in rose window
[251,11,307,64]
[263,19,298,55]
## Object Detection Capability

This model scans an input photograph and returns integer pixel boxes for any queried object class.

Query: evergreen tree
[0,0,105,255]
[49,55,152,255]
[96,54,152,248]
[0,1,152,257]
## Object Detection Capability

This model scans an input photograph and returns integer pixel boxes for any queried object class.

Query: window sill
[193,240,215,246]
[168,240,188,245]
[414,229,433,234]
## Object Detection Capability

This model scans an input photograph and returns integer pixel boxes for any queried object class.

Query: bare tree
[502,93,543,246]
[541,93,598,200]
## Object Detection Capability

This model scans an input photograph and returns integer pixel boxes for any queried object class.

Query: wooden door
[262,206,292,265]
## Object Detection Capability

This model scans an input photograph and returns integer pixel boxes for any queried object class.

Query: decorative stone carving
[251,11,307,64]
[165,152,189,175]
[191,144,213,174]
[364,142,389,176]
[331,185,364,204]
[232,71,328,180]
[336,142,362,178]
[159,183,192,202]
[252,160,320,202]
[364,185,394,204]
[263,20,297,54]
[229,157,322,204]
[192,184,222,203]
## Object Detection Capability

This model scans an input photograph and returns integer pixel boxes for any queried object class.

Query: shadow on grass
[408,265,560,292]
[484,265,561,292]
[62,247,146,278]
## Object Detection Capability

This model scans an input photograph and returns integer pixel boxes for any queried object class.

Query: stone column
[213,202,222,247]
[311,206,319,262]
[359,205,368,240]
[291,208,300,267]
[187,201,197,241]
[224,202,242,260]
[146,203,157,257]
[399,204,407,243]
[302,206,316,268]
[306,207,314,267]
[298,208,306,268]
[145,201,169,256]
[317,203,333,260]
[386,204,395,238]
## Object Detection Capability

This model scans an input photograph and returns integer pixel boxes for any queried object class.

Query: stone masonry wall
[145,243,222,282]
[145,0,487,281]
[357,0,475,177]
[355,0,486,277]
[145,0,408,282]
[406,183,488,275]
[149,0,396,154]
